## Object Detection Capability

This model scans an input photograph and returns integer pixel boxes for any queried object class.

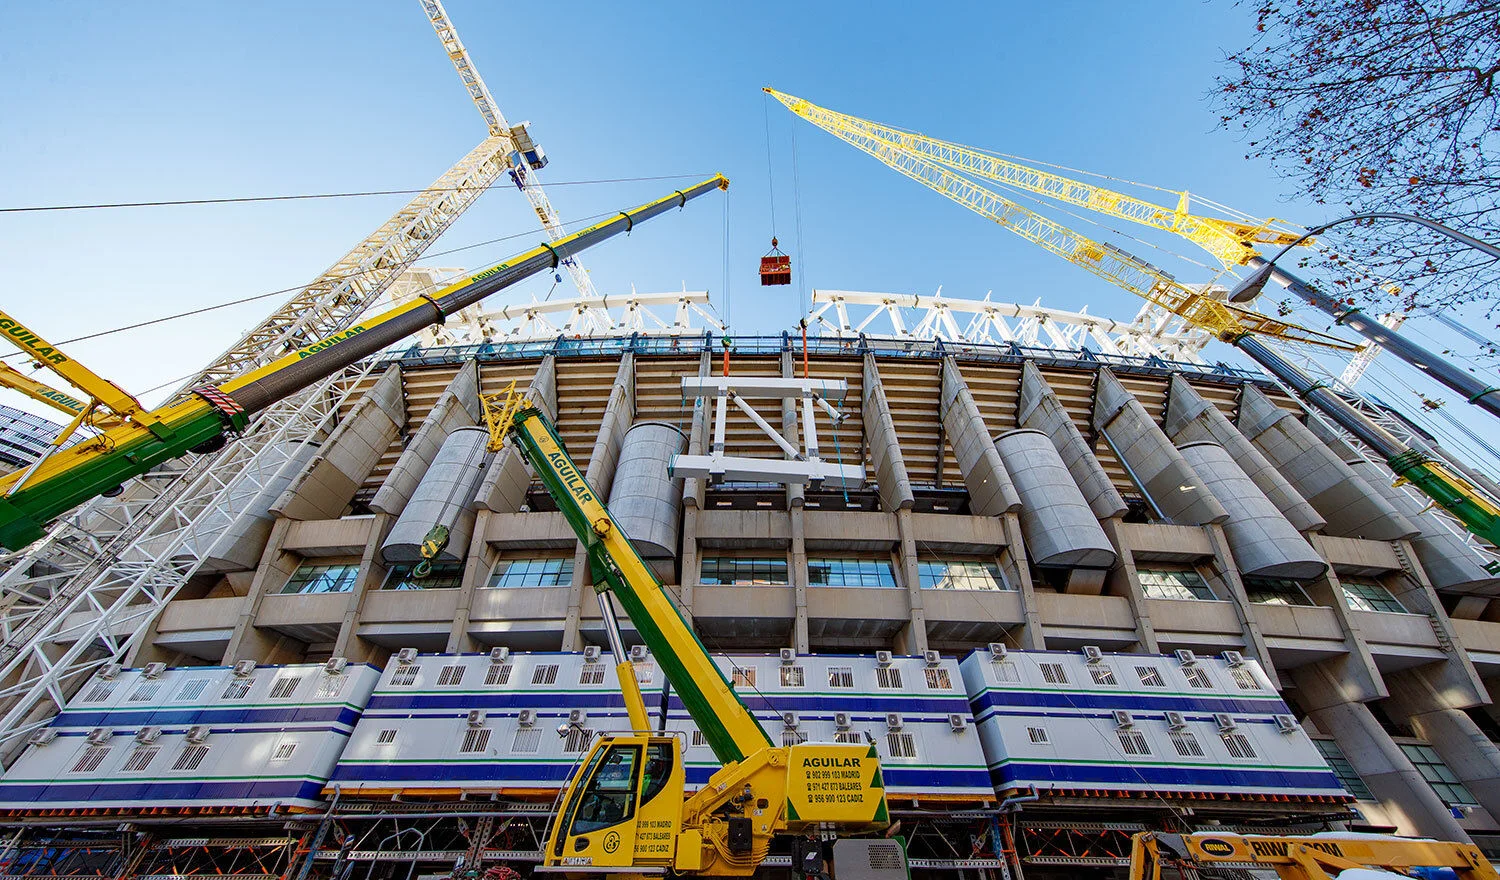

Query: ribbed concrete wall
[608,422,687,559]
[864,355,914,511]
[995,428,1116,567]
[1177,441,1325,580]
[1236,385,1418,541]
[1093,369,1226,525]
[940,359,1020,515]
[1016,361,1127,519]
[1164,375,1325,532]
[381,426,490,564]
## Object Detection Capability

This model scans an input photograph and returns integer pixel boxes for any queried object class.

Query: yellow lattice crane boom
[764,89,1301,269]
[764,88,1356,352]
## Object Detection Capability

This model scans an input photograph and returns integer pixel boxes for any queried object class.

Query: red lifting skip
[759,237,791,286]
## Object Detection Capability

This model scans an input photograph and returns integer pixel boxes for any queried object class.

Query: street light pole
[1229,212,1500,421]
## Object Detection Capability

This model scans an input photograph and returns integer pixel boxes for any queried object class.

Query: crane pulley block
[507,122,547,170]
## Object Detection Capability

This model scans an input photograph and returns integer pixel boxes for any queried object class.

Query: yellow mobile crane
[478,387,889,877]
[0,176,729,551]
[0,361,121,429]
[1131,831,1499,880]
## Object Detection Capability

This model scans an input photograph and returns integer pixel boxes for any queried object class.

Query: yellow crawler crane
[1131,831,1499,880]
[479,386,890,877]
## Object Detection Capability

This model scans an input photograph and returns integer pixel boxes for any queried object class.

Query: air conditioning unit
[1175,649,1198,666]
[923,650,941,667]
[1214,713,1237,732]
[517,709,537,728]
[1221,650,1245,667]
[834,712,851,730]
[141,662,167,680]
[99,663,123,681]
[628,645,648,663]
[1274,714,1300,734]
[27,728,58,747]
[948,713,967,732]
[1165,711,1187,731]
[489,647,510,665]
[1082,645,1104,664]
[86,727,113,745]
[467,710,487,727]
[232,659,257,677]
[885,713,903,731]
[1113,710,1135,729]
[185,725,211,744]
[135,726,162,744]
[582,645,602,663]
[779,648,797,665]
[988,643,1008,661]
[875,650,894,667]
[568,709,587,725]
[324,657,348,675]
[782,712,798,730]
[395,648,419,665]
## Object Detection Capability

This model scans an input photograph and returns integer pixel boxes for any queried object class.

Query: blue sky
[2,1,1496,470]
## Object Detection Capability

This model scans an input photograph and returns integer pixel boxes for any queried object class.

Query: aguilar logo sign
[0,316,67,365]
[546,450,596,505]
[296,326,366,359]
[1198,839,1236,858]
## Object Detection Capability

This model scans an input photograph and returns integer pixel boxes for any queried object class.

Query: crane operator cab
[545,734,685,872]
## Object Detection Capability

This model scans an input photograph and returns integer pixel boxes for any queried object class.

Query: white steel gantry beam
[420,0,604,328]
[0,137,512,751]
[809,288,1213,363]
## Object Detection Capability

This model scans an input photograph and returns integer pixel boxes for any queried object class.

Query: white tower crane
[419,0,606,332]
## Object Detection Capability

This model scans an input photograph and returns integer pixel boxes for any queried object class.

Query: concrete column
[1294,660,1470,841]
[862,355,914,512]
[445,508,494,653]
[940,358,1021,515]
[1385,539,1487,706]
[224,518,314,665]
[1017,361,1127,520]
[1000,512,1046,650]
[370,360,481,519]
[1163,375,1325,533]
[1387,668,1500,822]
[790,508,810,654]
[472,356,558,512]
[1092,368,1228,526]
[678,355,712,630]
[273,364,406,521]
[1200,522,1278,681]
[1304,534,1387,702]
[680,353,712,512]
[562,355,635,650]
[1236,385,1418,541]
[1100,518,1161,653]
[895,508,928,655]
[330,513,395,664]
[679,507,700,628]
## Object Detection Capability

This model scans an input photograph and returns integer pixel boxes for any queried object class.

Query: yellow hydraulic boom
[1131,831,1498,880]
[0,362,121,429]
[764,88,1357,353]
[481,384,889,877]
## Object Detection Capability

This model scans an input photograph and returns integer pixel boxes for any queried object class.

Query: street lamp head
[1228,263,1276,303]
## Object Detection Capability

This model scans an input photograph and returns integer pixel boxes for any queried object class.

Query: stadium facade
[3,332,1500,878]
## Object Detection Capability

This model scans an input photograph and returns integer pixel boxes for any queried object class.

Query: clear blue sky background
[2,1,1496,470]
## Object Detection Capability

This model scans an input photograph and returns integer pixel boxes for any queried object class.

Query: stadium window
[280,563,360,595]
[1135,666,1166,688]
[382,563,464,591]
[486,557,574,588]
[1137,569,1217,601]
[1313,739,1374,800]
[828,667,854,689]
[731,666,757,688]
[808,558,898,588]
[1243,577,1315,606]
[1183,667,1213,689]
[1341,580,1407,614]
[1400,743,1478,806]
[698,557,789,586]
[917,560,1011,591]
[780,666,806,688]
[1170,731,1204,757]
[1117,730,1151,756]
[1089,665,1118,686]
[1221,732,1257,759]
[925,667,953,690]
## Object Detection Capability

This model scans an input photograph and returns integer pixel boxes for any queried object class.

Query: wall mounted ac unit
[467,710,486,727]
[233,659,258,677]
[1082,646,1103,663]
[86,727,113,745]
[1113,710,1134,729]
[517,709,537,727]
[948,714,967,732]
[324,657,348,675]
[885,713,903,731]
[489,647,510,664]
[1165,711,1187,731]
[1175,649,1197,666]
[141,662,166,680]
[1214,713,1237,732]
[395,648,419,665]
[185,725,211,744]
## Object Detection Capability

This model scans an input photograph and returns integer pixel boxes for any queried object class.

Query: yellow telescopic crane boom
[763,88,1357,353]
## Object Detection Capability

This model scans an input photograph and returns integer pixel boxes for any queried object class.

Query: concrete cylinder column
[995,429,1115,568]
[608,422,687,560]
[1177,441,1326,580]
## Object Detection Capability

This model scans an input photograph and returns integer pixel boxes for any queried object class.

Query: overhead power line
[0,174,709,214]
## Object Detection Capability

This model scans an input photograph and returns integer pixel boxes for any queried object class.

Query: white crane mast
[420,0,604,326]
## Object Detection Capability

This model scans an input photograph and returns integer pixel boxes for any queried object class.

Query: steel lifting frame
[670,376,866,487]
[391,287,726,348]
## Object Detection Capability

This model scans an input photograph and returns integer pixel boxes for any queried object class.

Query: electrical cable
[790,117,809,319]
[0,174,712,214]
[762,93,778,236]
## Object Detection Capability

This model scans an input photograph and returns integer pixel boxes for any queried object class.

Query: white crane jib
[419,0,604,325]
